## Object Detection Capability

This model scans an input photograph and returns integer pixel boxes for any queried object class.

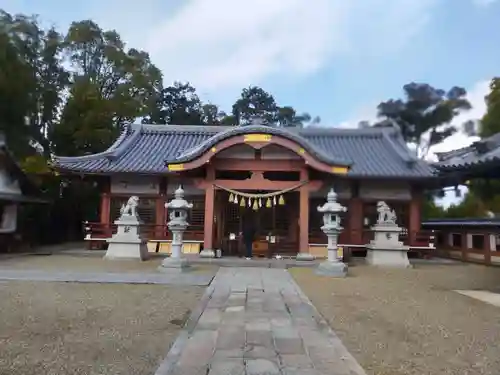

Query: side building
[53,123,436,258]
[0,133,47,251]
[424,133,500,265]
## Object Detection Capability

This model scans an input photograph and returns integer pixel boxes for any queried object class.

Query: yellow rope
[214,180,308,199]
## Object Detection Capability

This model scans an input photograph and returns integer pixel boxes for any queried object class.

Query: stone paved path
[155,267,366,375]
[0,269,214,286]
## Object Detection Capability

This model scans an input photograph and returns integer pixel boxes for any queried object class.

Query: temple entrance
[216,190,299,257]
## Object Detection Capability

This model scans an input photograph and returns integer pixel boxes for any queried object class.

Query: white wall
[166,177,204,195]
[215,144,255,159]
[359,182,411,201]
[261,145,300,159]
[0,168,21,195]
[110,175,160,195]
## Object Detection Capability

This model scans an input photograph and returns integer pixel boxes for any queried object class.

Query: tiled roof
[434,133,500,171]
[0,133,45,200]
[52,124,436,178]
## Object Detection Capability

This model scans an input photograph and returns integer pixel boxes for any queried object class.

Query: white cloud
[2,0,438,98]
[138,0,437,93]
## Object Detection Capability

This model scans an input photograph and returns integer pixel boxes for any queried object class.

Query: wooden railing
[82,222,204,250]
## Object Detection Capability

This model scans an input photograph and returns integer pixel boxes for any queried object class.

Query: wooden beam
[213,159,304,171]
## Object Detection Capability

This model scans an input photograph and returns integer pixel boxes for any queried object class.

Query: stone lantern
[315,188,348,277]
[159,186,193,271]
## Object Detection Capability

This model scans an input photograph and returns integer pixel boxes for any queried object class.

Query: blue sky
[2,0,499,205]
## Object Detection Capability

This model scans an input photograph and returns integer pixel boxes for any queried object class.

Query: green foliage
[374,83,471,159]
[231,86,317,127]
[0,9,322,245]
[479,77,500,138]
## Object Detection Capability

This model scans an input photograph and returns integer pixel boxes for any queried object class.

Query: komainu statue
[376,201,397,224]
[120,196,139,217]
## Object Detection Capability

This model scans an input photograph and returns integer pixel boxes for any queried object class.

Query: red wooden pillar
[348,198,363,244]
[461,232,468,262]
[348,182,363,244]
[298,167,310,255]
[99,178,111,236]
[408,189,422,246]
[484,233,492,265]
[155,177,167,239]
[203,166,215,251]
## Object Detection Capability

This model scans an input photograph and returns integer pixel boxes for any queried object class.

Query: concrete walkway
[156,267,366,375]
[0,269,214,286]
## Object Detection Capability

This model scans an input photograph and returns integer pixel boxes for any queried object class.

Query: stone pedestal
[199,249,215,258]
[316,260,347,277]
[105,215,148,260]
[296,252,315,261]
[366,224,411,268]
[315,227,347,278]
[159,226,191,272]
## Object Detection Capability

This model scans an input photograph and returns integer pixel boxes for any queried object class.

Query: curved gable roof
[52,123,435,178]
[172,124,351,168]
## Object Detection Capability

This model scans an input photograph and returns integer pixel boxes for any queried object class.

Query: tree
[230,86,318,127]
[52,20,162,155]
[276,106,317,128]
[374,83,471,159]
[479,77,500,138]
[232,86,278,125]
[0,24,33,159]
[445,192,487,218]
[0,11,68,158]
[142,82,205,125]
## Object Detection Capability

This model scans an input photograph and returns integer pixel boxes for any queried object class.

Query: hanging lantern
[252,199,258,210]
[273,196,277,205]
[278,195,285,205]
[240,197,246,207]
[266,198,271,208]
[229,193,234,202]
[258,198,262,208]
[248,198,252,207]
[233,195,238,204]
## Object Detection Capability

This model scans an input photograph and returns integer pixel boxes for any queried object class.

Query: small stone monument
[159,186,193,271]
[105,196,148,260]
[365,201,411,268]
[315,188,348,277]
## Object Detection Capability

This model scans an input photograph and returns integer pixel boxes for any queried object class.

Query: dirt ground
[290,262,500,375]
[0,253,215,274]
[0,281,204,375]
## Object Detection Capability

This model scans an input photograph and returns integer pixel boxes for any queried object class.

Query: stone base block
[296,253,315,261]
[158,257,191,272]
[199,249,215,258]
[366,247,412,268]
[315,261,347,277]
[105,241,148,260]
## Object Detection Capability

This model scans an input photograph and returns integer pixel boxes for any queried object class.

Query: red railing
[309,229,435,247]
[82,222,204,249]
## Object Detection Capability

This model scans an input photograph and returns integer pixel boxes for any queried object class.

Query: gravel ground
[290,262,500,375]
[0,281,204,375]
[0,254,216,274]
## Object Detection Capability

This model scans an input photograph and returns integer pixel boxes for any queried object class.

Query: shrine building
[53,123,436,258]
[422,133,500,265]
